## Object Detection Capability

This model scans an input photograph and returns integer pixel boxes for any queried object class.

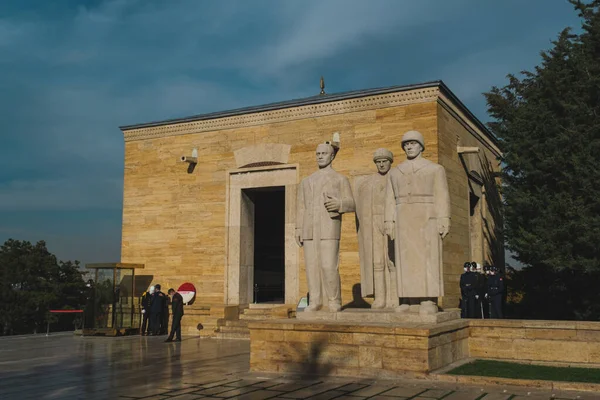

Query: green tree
[0,239,86,335]
[485,0,600,320]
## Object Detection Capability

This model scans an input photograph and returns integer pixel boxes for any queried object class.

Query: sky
[0,0,584,267]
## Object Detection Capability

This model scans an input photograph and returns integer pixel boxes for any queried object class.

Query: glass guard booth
[83,263,147,336]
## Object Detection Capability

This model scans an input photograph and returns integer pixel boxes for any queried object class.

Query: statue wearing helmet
[384,130,451,305]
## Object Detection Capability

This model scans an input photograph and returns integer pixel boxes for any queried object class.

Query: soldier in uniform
[462,262,478,318]
[160,290,170,335]
[149,284,167,335]
[487,266,504,318]
[140,285,154,335]
[165,288,184,342]
[474,262,487,318]
[459,262,471,318]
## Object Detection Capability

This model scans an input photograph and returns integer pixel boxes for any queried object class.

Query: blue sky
[0,0,583,266]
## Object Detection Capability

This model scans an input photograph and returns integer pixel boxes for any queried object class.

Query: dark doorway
[244,186,285,303]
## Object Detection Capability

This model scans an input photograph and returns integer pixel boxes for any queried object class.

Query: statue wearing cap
[354,148,398,309]
[384,130,451,302]
[296,141,355,312]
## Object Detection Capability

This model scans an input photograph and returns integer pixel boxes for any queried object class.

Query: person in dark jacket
[165,288,184,342]
[461,263,477,318]
[473,262,487,318]
[140,286,154,335]
[160,291,170,335]
[150,284,167,335]
[459,262,471,318]
[486,267,504,318]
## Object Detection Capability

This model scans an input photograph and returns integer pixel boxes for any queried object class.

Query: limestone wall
[249,319,470,377]
[121,101,440,306]
[248,318,600,377]
[470,319,600,365]
[436,101,503,309]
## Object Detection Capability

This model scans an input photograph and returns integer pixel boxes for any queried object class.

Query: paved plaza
[0,333,596,400]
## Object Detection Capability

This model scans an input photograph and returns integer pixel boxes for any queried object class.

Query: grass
[447,359,600,384]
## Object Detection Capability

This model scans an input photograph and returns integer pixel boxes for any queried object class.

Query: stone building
[118,80,502,327]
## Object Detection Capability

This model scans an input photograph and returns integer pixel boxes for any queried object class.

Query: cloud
[231,0,468,79]
[0,0,584,264]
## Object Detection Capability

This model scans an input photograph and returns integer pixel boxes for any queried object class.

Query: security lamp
[180,148,198,164]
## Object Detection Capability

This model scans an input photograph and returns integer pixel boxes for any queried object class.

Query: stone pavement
[0,333,596,400]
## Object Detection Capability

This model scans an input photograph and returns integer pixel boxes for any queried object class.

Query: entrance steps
[215,305,295,340]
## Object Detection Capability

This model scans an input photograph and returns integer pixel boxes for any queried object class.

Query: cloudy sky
[0,0,582,266]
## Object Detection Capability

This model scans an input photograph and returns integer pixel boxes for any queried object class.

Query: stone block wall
[469,319,600,365]
[437,101,503,309]
[119,85,501,311]
[248,318,600,378]
[120,101,439,306]
[249,319,469,377]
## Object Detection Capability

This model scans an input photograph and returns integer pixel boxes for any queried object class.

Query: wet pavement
[0,333,597,400]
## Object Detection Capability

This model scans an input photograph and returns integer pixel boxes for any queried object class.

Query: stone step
[243,309,270,315]
[225,320,248,328]
[215,331,250,340]
[218,326,249,334]
[239,314,271,321]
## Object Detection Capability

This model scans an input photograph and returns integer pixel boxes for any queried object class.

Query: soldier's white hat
[372,148,393,162]
[401,130,425,150]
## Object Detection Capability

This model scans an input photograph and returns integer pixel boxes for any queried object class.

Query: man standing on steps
[296,140,355,312]
[165,288,184,342]
[355,148,398,309]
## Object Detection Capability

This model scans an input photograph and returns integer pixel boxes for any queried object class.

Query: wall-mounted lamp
[180,148,198,164]
[180,148,198,174]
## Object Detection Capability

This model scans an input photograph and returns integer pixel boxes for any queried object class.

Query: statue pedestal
[249,316,469,378]
[296,307,461,324]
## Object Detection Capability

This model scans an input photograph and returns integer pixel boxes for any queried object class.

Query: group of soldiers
[140,284,185,342]
[140,284,169,336]
[459,262,504,319]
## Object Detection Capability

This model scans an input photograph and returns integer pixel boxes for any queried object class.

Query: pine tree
[0,239,86,335]
[485,0,600,320]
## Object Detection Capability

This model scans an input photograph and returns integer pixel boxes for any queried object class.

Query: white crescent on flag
[177,282,196,304]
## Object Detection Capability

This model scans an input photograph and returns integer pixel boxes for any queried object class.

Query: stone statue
[296,143,355,312]
[384,130,451,300]
[354,148,399,309]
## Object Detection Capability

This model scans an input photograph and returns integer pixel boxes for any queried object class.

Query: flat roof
[119,80,497,146]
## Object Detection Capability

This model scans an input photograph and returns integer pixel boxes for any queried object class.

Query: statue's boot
[371,270,386,309]
[305,303,322,312]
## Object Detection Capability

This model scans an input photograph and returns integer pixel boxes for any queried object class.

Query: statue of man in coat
[354,148,398,309]
[296,142,355,312]
[384,130,451,302]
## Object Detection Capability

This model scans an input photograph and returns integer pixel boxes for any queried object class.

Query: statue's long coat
[354,173,394,297]
[384,157,451,297]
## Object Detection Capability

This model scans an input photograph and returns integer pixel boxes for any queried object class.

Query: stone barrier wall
[469,319,600,365]
[248,318,600,378]
[248,319,469,378]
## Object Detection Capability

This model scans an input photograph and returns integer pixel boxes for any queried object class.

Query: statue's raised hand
[324,194,341,212]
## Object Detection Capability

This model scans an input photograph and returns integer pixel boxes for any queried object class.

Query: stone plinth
[296,307,461,324]
[249,318,469,377]
[181,304,240,337]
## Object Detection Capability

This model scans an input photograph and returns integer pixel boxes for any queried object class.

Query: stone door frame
[224,163,299,306]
